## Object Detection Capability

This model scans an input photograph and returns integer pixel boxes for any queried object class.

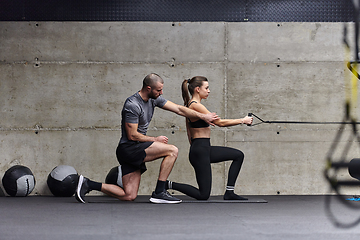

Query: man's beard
[148,92,158,99]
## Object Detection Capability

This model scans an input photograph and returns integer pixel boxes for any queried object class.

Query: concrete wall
[0,22,358,196]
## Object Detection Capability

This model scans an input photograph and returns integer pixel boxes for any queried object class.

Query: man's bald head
[142,73,164,89]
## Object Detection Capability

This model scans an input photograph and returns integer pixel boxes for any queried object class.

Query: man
[75,73,219,204]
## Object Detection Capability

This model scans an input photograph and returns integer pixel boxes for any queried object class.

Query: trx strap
[248,113,360,127]
[324,0,360,228]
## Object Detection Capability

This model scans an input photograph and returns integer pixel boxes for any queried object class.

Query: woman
[167,76,253,200]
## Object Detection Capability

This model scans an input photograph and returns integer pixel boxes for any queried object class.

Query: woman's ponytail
[182,79,190,106]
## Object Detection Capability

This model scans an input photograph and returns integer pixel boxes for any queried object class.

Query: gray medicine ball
[2,165,36,197]
[47,165,79,197]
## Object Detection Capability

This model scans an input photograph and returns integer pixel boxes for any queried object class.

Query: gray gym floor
[1,195,360,240]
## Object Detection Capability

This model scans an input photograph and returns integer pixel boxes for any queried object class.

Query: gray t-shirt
[120,92,168,144]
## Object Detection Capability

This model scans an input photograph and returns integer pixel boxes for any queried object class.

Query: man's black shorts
[116,141,154,176]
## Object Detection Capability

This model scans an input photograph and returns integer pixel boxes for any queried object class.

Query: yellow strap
[345,46,351,106]
[344,41,358,121]
[351,62,358,120]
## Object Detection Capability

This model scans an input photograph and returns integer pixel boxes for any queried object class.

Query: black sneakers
[75,175,91,203]
[149,190,182,204]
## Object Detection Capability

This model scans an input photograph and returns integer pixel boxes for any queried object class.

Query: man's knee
[121,184,139,201]
[169,145,179,158]
[163,145,178,164]
[122,192,138,201]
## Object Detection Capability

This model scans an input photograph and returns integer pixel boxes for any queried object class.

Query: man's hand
[203,112,220,126]
[155,135,168,144]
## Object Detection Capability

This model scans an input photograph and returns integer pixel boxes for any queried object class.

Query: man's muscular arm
[125,122,168,144]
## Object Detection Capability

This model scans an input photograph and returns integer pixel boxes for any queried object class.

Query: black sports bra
[187,101,210,128]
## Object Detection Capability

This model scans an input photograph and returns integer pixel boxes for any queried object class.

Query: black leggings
[172,138,244,200]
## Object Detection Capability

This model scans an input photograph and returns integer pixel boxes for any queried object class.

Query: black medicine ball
[47,165,79,197]
[349,158,360,180]
[2,165,36,197]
